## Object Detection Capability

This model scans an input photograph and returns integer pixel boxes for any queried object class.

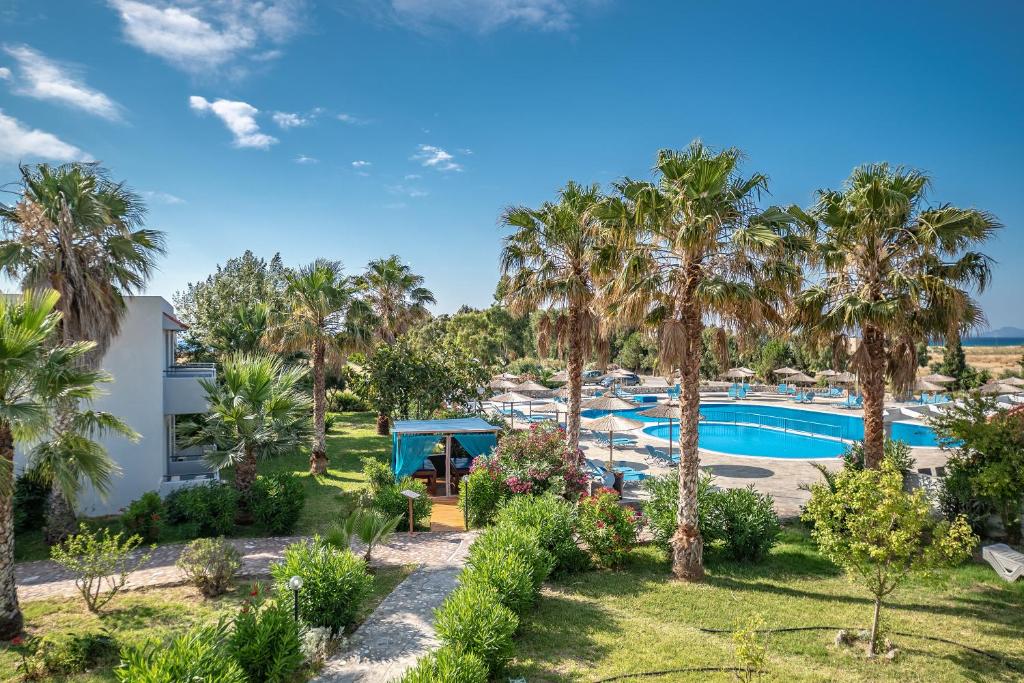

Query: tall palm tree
[187,354,312,497]
[354,255,436,343]
[599,143,803,580]
[0,290,104,638]
[793,164,997,468]
[500,181,606,453]
[274,260,368,474]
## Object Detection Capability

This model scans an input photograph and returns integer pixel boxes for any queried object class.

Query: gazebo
[391,417,500,497]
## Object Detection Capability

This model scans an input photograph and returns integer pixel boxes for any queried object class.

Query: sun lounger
[587,459,649,484]
[645,444,679,464]
[982,544,1024,582]
[592,431,637,447]
[777,383,788,394]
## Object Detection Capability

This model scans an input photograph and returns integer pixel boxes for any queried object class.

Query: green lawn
[0,565,413,682]
[15,411,388,562]
[510,528,1024,682]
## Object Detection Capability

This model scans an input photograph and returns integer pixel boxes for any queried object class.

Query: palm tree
[793,163,997,468]
[0,290,106,638]
[355,255,436,344]
[274,260,367,474]
[210,302,271,356]
[500,181,606,453]
[599,143,803,580]
[187,354,311,498]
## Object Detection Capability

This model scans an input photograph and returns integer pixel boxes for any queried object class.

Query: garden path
[15,531,471,602]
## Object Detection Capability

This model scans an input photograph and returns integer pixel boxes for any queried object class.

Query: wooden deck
[428,497,466,532]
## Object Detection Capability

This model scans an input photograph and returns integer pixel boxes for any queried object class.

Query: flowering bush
[576,489,640,568]
[492,423,587,500]
[459,456,509,528]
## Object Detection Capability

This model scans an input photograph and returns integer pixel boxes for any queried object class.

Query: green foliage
[576,490,640,568]
[614,331,659,372]
[271,538,374,634]
[406,305,534,370]
[361,458,432,530]
[732,614,769,682]
[641,472,723,551]
[468,524,554,591]
[930,395,1024,544]
[228,587,303,683]
[176,537,242,597]
[30,630,119,675]
[752,337,799,381]
[491,422,588,498]
[493,493,588,574]
[398,645,489,683]
[13,471,49,533]
[50,524,153,613]
[434,584,519,671]
[165,483,239,537]
[250,472,306,534]
[326,388,370,412]
[843,439,916,472]
[345,507,403,561]
[120,491,163,543]
[114,620,246,683]
[462,546,537,615]
[714,487,781,562]
[459,457,509,528]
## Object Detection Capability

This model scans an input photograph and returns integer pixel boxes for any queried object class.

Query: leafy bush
[228,586,303,683]
[362,458,432,530]
[493,493,588,574]
[114,620,245,683]
[462,546,537,615]
[50,524,153,613]
[398,645,488,683]
[326,388,370,412]
[467,524,553,591]
[576,489,640,568]
[459,457,509,528]
[165,483,238,537]
[271,538,373,634]
[842,438,915,472]
[492,422,588,498]
[250,472,306,534]
[13,471,48,533]
[32,631,119,675]
[434,584,518,671]
[120,491,164,543]
[713,487,781,562]
[939,461,994,537]
[176,537,242,597]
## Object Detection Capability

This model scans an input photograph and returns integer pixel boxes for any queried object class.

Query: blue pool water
[581,402,939,459]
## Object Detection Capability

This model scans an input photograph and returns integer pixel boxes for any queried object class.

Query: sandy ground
[927,344,1023,376]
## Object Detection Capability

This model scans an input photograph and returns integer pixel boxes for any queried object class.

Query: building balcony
[163,363,216,415]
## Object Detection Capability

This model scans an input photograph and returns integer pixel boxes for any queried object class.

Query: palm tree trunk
[860,327,887,469]
[672,310,704,581]
[376,413,390,437]
[0,422,24,639]
[234,447,258,499]
[310,338,329,474]
[44,480,77,546]
[565,305,585,454]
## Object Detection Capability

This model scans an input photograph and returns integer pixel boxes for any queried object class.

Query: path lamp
[401,489,422,536]
[287,575,303,622]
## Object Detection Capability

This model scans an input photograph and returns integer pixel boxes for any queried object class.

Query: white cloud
[351,160,371,168]
[0,67,10,80]
[2,45,121,120]
[108,0,306,73]
[403,173,421,180]
[337,112,367,125]
[294,154,318,164]
[272,111,307,128]
[388,0,593,32]
[0,110,88,162]
[142,190,185,204]
[189,95,277,149]
[387,184,429,198]
[413,144,462,172]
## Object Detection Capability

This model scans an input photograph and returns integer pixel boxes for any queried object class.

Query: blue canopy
[390,417,500,481]
[392,417,500,434]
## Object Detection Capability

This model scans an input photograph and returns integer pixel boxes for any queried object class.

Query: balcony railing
[164,362,216,378]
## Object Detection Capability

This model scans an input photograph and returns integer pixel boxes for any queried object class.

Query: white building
[15,296,217,516]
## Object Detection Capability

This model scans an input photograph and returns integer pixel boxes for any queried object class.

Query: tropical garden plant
[49,523,153,613]
[354,254,436,344]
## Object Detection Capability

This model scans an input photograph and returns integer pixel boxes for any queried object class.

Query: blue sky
[1,0,1022,328]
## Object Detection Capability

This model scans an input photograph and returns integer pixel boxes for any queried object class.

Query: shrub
[576,489,640,568]
[114,620,245,683]
[713,487,781,562]
[228,586,303,683]
[326,388,370,412]
[641,472,727,551]
[459,457,509,528]
[492,423,588,499]
[165,483,238,537]
[176,537,242,597]
[250,472,306,534]
[13,471,48,533]
[346,507,403,561]
[50,524,153,613]
[362,458,432,530]
[398,646,488,683]
[120,491,164,543]
[434,584,518,671]
[468,524,553,591]
[462,547,537,615]
[842,438,916,472]
[33,631,118,675]
[493,493,588,574]
[271,538,373,634]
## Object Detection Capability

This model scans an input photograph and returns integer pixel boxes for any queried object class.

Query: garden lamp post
[287,575,303,622]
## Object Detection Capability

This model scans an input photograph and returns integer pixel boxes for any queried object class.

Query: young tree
[354,255,436,344]
[599,143,802,580]
[793,164,998,468]
[803,462,976,654]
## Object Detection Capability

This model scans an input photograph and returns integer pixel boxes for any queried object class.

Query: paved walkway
[314,533,473,682]
[16,532,470,602]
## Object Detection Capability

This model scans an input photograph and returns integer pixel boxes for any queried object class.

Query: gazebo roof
[392,417,500,435]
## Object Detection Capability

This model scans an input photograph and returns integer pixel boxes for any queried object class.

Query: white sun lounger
[982,543,1024,582]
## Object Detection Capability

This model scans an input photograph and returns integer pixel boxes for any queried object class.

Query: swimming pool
[581,402,939,459]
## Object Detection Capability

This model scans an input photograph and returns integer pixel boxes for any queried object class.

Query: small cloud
[458,147,473,155]
[189,95,277,149]
[3,44,121,120]
[142,190,185,204]
[387,0,590,33]
[387,184,429,198]
[337,112,367,125]
[0,66,10,80]
[272,111,307,129]
[253,49,283,62]
[351,160,371,168]
[0,109,89,162]
[403,173,421,180]
[413,144,462,172]
[294,154,318,164]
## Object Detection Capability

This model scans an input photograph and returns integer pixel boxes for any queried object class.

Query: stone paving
[15,531,471,602]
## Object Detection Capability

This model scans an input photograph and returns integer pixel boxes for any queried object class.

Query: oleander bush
[120,491,164,543]
[493,493,589,574]
[576,489,641,568]
[714,486,781,562]
[459,456,509,528]
[326,388,370,412]
[397,645,488,683]
[165,483,238,537]
[467,524,553,591]
[176,537,242,597]
[250,472,306,534]
[462,547,537,615]
[361,458,432,530]
[228,585,304,683]
[642,471,722,551]
[434,584,518,671]
[114,620,245,683]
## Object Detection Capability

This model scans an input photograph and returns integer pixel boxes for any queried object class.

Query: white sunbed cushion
[982,543,1024,582]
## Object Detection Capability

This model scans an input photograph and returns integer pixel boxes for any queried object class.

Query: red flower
[10,636,24,646]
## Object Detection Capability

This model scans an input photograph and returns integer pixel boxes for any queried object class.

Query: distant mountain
[971,326,1024,338]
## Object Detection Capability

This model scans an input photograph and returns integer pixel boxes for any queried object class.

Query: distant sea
[933,337,1024,347]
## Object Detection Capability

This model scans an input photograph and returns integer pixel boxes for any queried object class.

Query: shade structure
[607,368,635,376]
[786,372,815,384]
[488,378,516,390]
[980,382,1023,395]
[724,367,753,379]
[817,369,838,378]
[638,403,682,460]
[488,391,535,427]
[582,395,637,411]
[738,367,756,375]
[512,380,549,392]
[774,367,801,376]
[921,373,956,384]
[493,372,519,381]
[584,414,644,465]
[1003,376,1024,387]
[914,379,945,392]
[833,371,857,383]
[549,370,569,383]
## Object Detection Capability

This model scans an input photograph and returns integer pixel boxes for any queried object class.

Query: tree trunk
[860,327,887,469]
[868,595,883,655]
[44,480,77,546]
[234,448,258,499]
[0,422,24,639]
[565,305,585,454]
[376,413,390,436]
[310,338,329,475]
[672,308,704,581]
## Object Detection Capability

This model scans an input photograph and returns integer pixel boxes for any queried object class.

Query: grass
[510,527,1024,682]
[15,411,388,562]
[0,565,413,682]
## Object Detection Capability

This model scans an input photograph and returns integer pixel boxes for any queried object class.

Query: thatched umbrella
[488,391,534,427]
[549,370,569,383]
[787,372,815,384]
[774,367,801,377]
[584,413,644,465]
[833,371,857,383]
[738,367,756,375]
[513,380,549,392]
[532,402,564,424]
[980,382,1023,396]
[638,403,682,460]
[921,373,955,384]
[914,379,944,393]
[489,378,516,391]
[723,368,752,380]
[1003,376,1024,387]
[582,395,636,412]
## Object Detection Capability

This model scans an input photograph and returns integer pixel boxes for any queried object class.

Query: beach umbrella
[833,371,857,383]
[549,370,569,383]
[1003,376,1024,387]
[724,367,751,379]
[584,413,644,465]
[513,380,549,392]
[582,395,637,412]
[787,372,815,384]
[738,367,756,375]
[638,403,683,460]
[914,379,944,393]
[921,373,956,384]
[817,369,838,378]
[489,378,516,390]
[494,372,519,381]
[980,382,1023,396]
[488,391,534,427]
[532,401,565,424]
[774,367,801,376]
